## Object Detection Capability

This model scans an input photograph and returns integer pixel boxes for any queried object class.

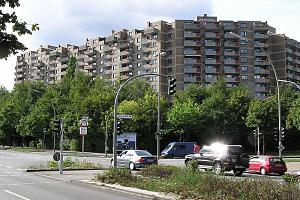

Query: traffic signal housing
[168,78,176,95]
[281,127,285,140]
[117,121,122,135]
[53,118,60,133]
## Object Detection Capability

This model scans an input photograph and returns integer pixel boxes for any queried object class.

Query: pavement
[33,170,175,200]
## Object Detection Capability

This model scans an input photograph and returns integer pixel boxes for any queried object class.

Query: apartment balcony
[224,59,239,65]
[16,68,26,73]
[205,32,220,38]
[120,49,132,56]
[142,55,152,61]
[120,58,132,64]
[255,86,268,92]
[204,23,219,30]
[205,67,220,73]
[184,76,200,82]
[205,76,216,82]
[61,64,68,69]
[184,68,201,73]
[104,70,112,75]
[224,51,239,56]
[144,27,159,35]
[184,23,199,29]
[224,32,236,39]
[224,42,240,47]
[254,51,268,57]
[77,54,86,60]
[223,24,235,30]
[224,67,240,74]
[16,74,24,78]
[104,61,112,66]
[253,25,269,31]
[120,66,132,72]
[120,74,130,80]
[254,61,270,66]
[17,61,26,66]
[205,50,220,56]
[105,36,117,43]
[84,57,95,63]
[254,69,271,74]
[142,39,151,45]
[184,49,201,56]
[49,73,55,78]
[49,51,61,57]
[254,33,269,39]
[84,65,96,70]
[256,42,269,48]
[254,78,271,83]
[103,46,112,52]
[77,61,85,67]
[205,41,220,46]
[184,58,201,65]
[205,59,221,65]
[59,57,69,63]
[184,40,201,46]
[226,77,240,83]
[79,45,87,51]
[184,32,201,38]
[287,64,295,71]
[84,49,95,56]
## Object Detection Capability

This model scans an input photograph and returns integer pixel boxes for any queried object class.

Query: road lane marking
[17,169,24,171]
[3,190,31,200]
[5,166,13,168]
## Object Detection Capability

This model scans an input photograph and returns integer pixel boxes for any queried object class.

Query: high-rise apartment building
[15,14,300,98]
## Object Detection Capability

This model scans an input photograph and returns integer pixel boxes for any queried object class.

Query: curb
[80,180,176,200]
[26,168,104,172]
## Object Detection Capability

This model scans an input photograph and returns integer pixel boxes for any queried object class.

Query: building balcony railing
[254,61,270,66]
[205,41,220,46]
[205,77,216,82]
[254,78,271,83]
[184,32,201,38]
[184,68,201,73]
[224,68,240,73]
[254,34,269,39]
[184,59,201,64]
[254,51,268,57]
[254,69,271,74]
[224,59,239,65]
[223,25,235,30]
[205,24,219,30]
[205,32,221,38]
[184,40,202,46]
[205,59,221,65]
[255,86,268,92]
[184,50,201,56]
[184,76,201,82]
[226,77,240,83]
[205,50,220,56]
[224,51,239,56]
[84,65,96,70]
[184,24,200,29]
[224,42,240,47]
[120,66,132,72]
[205,68,220,73]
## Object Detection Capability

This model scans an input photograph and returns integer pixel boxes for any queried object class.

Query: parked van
[161,142,196,158]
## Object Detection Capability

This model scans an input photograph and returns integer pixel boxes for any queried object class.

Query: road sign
[117,114,132,119]
[278,144,285,151]
[80,118,88,127]
[53,152,60,161]
[80,127,88,135]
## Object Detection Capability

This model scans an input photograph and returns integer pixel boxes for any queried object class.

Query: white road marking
[5,166,13,168]
[3,190,31,200]
[17,169,24,171]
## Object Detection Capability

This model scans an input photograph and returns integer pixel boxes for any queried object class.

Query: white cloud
[211,0,300,39]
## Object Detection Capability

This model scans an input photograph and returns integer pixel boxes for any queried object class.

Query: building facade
[15,14,300,98]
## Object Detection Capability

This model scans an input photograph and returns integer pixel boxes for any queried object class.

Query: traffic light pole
[59,118,64,174]
[113,73,170,168]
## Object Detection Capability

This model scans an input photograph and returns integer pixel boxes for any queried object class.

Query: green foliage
[137,164,178,179]
[282,173,299,184]
[186,160,199,171]
[0,0,39,59]
[97,166,300,200]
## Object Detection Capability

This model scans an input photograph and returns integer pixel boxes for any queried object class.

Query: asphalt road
[0,150,162,200]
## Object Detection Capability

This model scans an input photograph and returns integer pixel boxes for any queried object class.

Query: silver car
[111,150,157,170]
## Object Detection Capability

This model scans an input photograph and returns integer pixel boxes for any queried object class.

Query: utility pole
[59,118,64,175]
[257,127,260,156]
[105,114,108,157]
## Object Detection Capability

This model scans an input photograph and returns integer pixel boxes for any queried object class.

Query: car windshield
[163,144,172,151]
[227,146,243,155]
[135,151,153,157]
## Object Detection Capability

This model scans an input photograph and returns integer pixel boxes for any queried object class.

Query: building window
[137,54,141,59]
[136,38,140,43]
[128,32,132,36]
[240,49,248,55]
[241,66,248,71]
[100,68,103,73]
[152,42,157,47]
[112,65,116,70]
[242,75,248,80]
[137,46,141,51]
[100,60,103,64]
[240,40,247,45]
[153,59,157,64]
[240,23,247,28]
[153,34,158,39]
[241,57,248,63]
[113,73,117,78]
[100,45,103,50]
[152,51,157,56]
[240,31,247,37]
[137,62,141,67]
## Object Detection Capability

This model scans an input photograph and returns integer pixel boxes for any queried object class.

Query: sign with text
[117,114,132,119]
[80,118,88,135]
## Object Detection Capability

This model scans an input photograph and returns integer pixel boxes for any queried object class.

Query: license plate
[147,159,153,162]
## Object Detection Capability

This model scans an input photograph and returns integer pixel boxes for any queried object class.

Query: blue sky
[1,0,300,90]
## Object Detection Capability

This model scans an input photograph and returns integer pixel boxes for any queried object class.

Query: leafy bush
[94,168,138,185]
[186,159,198,171]
[69,139,79,151]
[282,173,299,184]
[138,165,179,179]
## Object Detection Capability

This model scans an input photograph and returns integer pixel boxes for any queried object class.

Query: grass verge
[29,156,101,170]
[94,165,300,200]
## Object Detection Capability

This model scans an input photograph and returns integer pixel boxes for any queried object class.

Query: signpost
[53,152,60,161]
[80,118,88,153]
[117,114,132,119]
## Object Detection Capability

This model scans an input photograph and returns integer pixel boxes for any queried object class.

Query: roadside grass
[283,157,300,162]
[94,165,300,200]
[10,147,47,152]
[29,156,102,170]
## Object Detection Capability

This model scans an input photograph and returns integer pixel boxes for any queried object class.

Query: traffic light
[253,129,257,136]
[281,127,285,140]
[168,78,176,95]
[53,118,60,133]
[117,121,122,135]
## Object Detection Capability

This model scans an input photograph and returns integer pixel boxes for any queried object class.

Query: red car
[248,155,287,175]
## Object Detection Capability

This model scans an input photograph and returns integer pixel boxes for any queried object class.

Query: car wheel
[260,167,266,175]
[169,154,174,159]
[129,162,135,170]
[213,163,223,175]
[233,169,244,176]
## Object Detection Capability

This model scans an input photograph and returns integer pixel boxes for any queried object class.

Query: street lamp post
[230,32,283,157]
[157,52,166,161]
[279,80,300,90]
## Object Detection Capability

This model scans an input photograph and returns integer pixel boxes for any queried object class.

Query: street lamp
[278,79,300,90]
[229,32,283,157]
[156,52,166,161]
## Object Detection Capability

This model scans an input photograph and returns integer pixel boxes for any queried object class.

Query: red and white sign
[80,118,88,135]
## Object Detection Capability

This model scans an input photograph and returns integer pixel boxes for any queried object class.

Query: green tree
[0,0,39,59]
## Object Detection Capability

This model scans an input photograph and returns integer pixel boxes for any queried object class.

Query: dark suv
[185,144,249,176]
